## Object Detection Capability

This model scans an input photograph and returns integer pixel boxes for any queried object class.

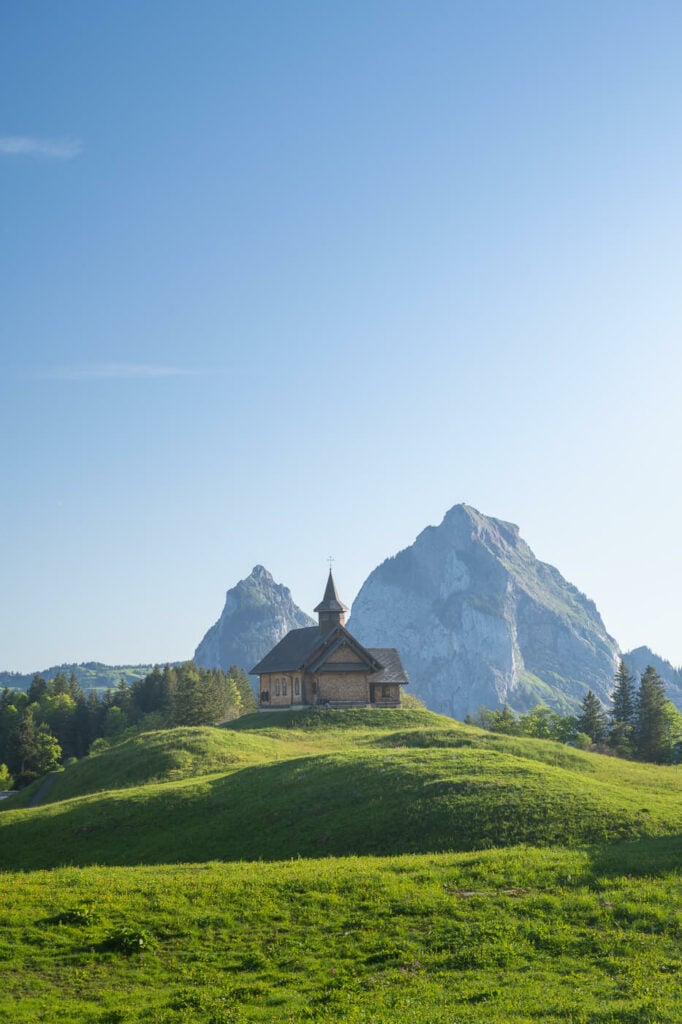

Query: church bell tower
[314,570,349,633]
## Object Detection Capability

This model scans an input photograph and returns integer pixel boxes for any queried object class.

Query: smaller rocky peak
[194,566,315,673]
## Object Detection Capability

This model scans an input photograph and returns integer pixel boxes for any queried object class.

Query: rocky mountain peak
[348,503,618,719]
[194,567,314,675]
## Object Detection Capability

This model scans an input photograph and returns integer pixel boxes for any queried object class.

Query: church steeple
[314,569,349,633]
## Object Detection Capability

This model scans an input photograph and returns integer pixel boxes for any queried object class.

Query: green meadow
[1,709,681,1021]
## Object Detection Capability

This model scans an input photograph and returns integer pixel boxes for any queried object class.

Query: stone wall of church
[318,671,370,703]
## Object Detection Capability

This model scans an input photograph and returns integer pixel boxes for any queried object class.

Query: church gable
[305,627,383,676]
[254,571,407,710]
[327,644,363,665]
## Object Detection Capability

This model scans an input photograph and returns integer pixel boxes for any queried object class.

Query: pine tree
[576,690,608,744]
[635,666,668,762]
[609,660,636,755]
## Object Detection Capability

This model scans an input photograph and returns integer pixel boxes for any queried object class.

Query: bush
[101,926,152,955]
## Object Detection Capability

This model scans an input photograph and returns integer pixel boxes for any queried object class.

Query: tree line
[469,661,682,764]
[0,662,256,789]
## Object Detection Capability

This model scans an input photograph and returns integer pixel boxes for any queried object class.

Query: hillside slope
[1,711,680,870]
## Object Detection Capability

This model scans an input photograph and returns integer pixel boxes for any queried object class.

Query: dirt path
[28,772,59,808]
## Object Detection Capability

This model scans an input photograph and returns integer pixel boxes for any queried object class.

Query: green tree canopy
[576,691,608,744]
[636,666,669,763]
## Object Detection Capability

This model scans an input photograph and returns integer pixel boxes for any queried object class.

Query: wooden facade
[251,572,408,710]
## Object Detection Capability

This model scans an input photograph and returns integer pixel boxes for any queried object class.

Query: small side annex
[251,571,408,709]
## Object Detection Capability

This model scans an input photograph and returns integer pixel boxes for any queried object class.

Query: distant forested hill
[0,662,156,694]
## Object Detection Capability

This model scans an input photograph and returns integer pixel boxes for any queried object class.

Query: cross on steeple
[327,555,335,571]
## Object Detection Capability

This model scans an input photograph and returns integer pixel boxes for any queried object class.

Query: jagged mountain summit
[348,504,619,719]
[194,565,315,675]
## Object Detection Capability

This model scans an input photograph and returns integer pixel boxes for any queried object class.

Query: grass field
[1,841,680,1023]
[1,709,680,1021]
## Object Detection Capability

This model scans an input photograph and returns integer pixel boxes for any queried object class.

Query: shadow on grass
[587,833,682,880]
[1,748,678,871]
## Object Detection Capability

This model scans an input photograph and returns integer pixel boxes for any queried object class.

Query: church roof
[250,626,323,675]
[251,625,409,686]
[367,649,409,685]
[313,570,349,614]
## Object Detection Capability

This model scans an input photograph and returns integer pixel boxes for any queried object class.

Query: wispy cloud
[44,363,202,381]
[0,136,83,160]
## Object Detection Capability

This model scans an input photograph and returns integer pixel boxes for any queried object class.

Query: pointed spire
[314,569,349,631]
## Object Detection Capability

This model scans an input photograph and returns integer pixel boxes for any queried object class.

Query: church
[251,571,408,709]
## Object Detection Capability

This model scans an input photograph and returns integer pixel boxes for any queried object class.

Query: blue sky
[2,1,682,672]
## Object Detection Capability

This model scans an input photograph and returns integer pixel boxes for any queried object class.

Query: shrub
[101,926,152,955]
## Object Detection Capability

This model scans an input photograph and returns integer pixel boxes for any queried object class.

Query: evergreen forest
[0,662,256,789]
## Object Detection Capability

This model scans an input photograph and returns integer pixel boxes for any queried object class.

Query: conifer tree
[635,666,668,762]
[609,660,636,755]
[576,690,608,744]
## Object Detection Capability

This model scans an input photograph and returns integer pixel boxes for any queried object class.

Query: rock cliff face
[194,566,314,675]
[348,504,619,719]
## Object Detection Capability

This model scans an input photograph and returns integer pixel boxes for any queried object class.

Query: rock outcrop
[194,565,315,676]
[348,504,619,719]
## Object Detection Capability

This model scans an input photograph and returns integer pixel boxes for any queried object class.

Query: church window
[294,677,300,695]
[275,679,280,696]
[282,679,287,695]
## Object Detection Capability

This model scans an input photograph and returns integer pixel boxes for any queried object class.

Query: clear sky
[2,1,682,673]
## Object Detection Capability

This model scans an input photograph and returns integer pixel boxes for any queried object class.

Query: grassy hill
[1,708,681,1022]
[1,709,681,869]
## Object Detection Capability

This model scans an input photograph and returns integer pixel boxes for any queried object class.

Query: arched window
[275,679,280,696]
[294,677,300,695]
[282,678,287,696]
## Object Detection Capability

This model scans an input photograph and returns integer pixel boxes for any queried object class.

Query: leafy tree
[103,706,128,739]
[519,705,575,742]
[228,665,257,715]
[38,692,77,759]
[33,723,62,774]
[6,710,62,782]
[635,666,669,762]
[476,705,519,734]
[0,763,13,789]
[660,700,682,764]
[576,691,608,744]
[400,693,427,710]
